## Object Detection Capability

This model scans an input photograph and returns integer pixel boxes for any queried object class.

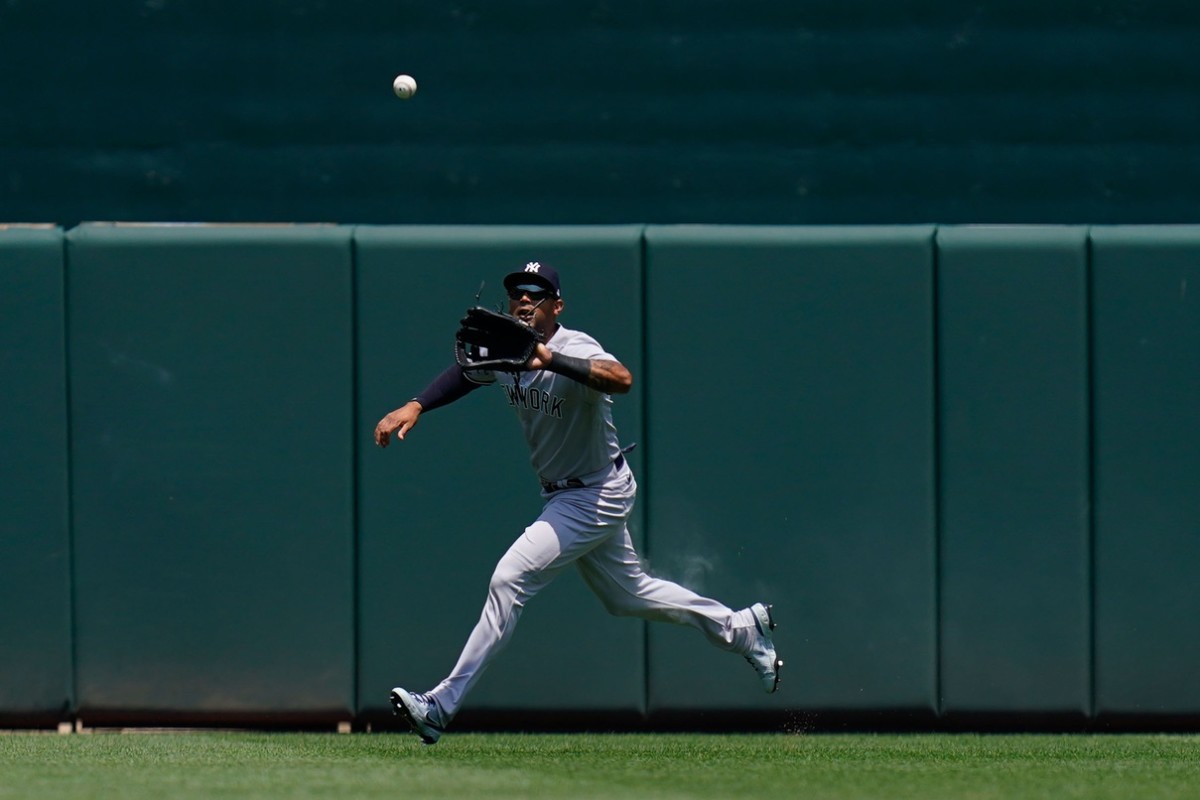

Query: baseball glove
[454,306,542,372]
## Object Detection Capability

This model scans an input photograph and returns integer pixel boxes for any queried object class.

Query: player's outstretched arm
[375,363,484,448]
[530,344,633,394]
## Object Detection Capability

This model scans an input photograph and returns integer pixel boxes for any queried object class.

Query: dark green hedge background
[2,2,1199,226]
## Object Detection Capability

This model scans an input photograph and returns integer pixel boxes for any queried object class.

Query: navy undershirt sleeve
[413,363,481,412]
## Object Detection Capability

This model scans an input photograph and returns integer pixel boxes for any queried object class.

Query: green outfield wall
[1,223,1197,730]
[64,224,356,722]
[0,226,71,725]
[643,226,937,716]
[935,226,1092,722]
[1090,227,1200,720]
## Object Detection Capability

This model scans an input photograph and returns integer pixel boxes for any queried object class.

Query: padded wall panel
[0,226,71,722]
[1091,226,1200,716]
[643,226,937,712]
[66,224,354,719]
[936,226,1091,717]
[354,225,646,717]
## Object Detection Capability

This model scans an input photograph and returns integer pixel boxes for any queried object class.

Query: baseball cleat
[745,603,783,693]
[390,687,445,745]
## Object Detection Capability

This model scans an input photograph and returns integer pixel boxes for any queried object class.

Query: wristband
[548,353,592,384]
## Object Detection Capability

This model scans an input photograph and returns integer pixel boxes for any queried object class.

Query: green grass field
[1,732,1197,799]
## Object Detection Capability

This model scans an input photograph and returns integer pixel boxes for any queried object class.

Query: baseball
[392,74,417,100]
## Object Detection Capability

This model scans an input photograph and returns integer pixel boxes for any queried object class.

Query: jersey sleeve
[556,331,613,362]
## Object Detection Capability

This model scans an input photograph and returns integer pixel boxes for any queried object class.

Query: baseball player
[373,261,782,744]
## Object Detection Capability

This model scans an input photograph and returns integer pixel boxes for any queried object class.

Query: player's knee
[489,558,534,595]
[489,562,518,592]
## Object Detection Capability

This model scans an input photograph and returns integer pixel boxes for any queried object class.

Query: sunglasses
[506,287,554,301]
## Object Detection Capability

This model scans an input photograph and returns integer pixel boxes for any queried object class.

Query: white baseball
[392,74,417,100]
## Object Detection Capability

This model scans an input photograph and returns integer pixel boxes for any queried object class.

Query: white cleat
[745,603,783,693]
[390,687,445,745]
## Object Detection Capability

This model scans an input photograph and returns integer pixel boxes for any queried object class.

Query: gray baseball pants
[425,461,759,721]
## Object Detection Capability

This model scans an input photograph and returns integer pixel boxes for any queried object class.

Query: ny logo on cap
[525,262,542,273]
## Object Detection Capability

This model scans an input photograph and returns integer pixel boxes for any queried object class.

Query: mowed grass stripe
[1,733,1197,800]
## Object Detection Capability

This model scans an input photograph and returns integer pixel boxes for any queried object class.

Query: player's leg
[576,523,782,692]
[421,519,566,721]
[422,488,633,721]
[575,524,754,651]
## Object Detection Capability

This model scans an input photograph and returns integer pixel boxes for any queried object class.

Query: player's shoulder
[551,324,611,359]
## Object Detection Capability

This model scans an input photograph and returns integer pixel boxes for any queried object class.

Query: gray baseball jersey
[499,324,622,484]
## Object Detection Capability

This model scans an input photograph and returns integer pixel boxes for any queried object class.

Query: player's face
[508,286,562,333]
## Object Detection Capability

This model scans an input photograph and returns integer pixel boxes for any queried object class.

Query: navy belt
[541,453,625,493]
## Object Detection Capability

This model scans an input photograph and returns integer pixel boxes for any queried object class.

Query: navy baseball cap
[503,261,561,297]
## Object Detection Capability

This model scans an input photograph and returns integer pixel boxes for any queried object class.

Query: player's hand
[526,343,553,371]
[375,401,422,447]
